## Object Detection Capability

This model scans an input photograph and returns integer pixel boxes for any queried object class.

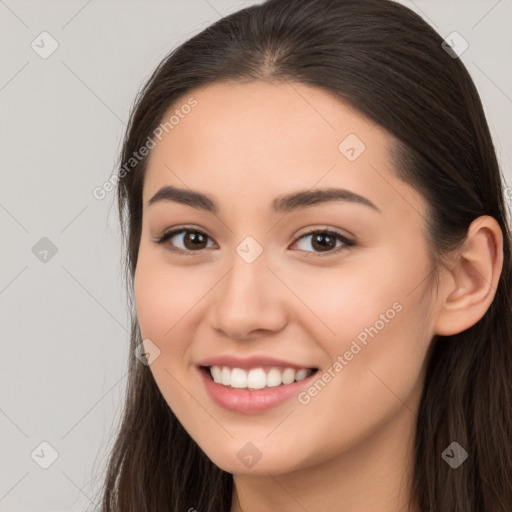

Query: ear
[433,215,504,336]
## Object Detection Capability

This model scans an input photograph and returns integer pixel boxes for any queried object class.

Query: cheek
[290,297,430,469]
[133,257,200,409]
[293,247,432,409]
[134,254,202,342]
[134,265,171,340]
[287,257,410,348]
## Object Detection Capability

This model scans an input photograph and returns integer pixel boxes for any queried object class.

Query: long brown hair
[96,0,512,510]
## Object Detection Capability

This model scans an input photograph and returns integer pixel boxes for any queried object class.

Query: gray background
[1,1,511,511]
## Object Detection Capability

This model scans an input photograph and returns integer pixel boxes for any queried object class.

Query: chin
[199,441,309,476]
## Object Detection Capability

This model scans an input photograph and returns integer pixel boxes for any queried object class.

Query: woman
[98,0,512,510]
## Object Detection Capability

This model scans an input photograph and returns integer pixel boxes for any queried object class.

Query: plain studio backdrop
[0,1,511,511]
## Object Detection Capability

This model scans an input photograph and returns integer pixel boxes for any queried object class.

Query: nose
[207,253,288,341]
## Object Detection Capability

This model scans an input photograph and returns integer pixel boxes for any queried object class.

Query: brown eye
[155,227,354,256]
[156,229,215,253]
[291,229,354,255]
[311,232,337,252]
[181,231,209,250]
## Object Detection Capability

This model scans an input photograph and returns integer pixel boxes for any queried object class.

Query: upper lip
[197,355,317,370]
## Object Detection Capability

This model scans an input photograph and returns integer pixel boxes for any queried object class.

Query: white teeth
[211,366,222,383]
[221,366,231,386]
[247,368,266,389]
[208,365,314,389]
[230,368,247,388]
[295,368,309,381]
[281,368,296,385]
[266,368,282,387]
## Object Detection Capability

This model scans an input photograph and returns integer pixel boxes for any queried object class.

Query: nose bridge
[221,231,270,299]
[209,241,287,338]
[230,244,270,296]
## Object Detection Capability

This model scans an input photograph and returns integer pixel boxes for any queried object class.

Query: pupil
[313,233,334,251]
[186,232,207,250]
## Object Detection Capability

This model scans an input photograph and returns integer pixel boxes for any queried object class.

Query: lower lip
[198,367,317,414]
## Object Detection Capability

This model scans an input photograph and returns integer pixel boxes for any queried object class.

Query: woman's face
[134,80,438,474]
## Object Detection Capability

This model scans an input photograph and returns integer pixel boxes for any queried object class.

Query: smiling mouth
[200,365,319,390]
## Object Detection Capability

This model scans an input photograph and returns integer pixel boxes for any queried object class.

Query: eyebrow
[147,185,380,214]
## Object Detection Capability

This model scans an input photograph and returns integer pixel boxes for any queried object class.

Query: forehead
[142,80,422,220]
[146,80,382,168]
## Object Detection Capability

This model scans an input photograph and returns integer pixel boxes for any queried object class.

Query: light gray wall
[1,1,510,510]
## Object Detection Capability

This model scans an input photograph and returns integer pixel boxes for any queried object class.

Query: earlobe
[433,215,504,336]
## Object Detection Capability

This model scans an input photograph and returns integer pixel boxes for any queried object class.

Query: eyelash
[153,226,355,257]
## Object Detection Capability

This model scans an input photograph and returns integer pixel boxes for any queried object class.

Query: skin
[133,80,503,512]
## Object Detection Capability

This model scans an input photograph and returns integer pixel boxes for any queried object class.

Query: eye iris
[312,232,336,252]
[184,231,208,250]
